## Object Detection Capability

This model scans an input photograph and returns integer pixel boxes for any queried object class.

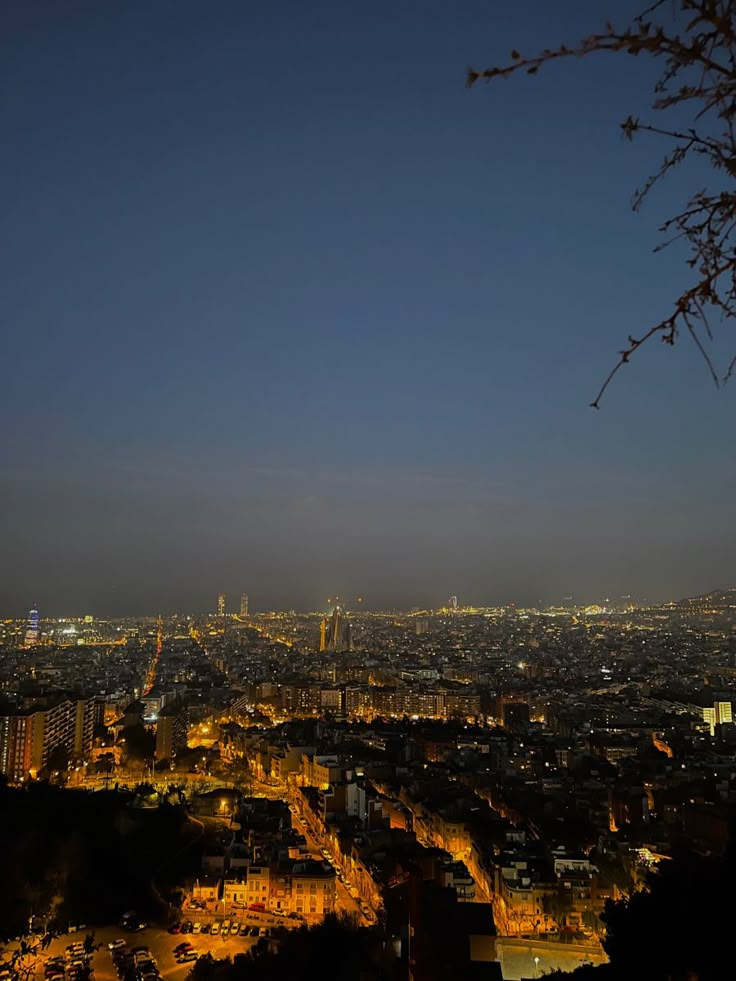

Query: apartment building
[0,695,97,781]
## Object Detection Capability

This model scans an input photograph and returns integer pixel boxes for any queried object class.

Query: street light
[533,955,540,978]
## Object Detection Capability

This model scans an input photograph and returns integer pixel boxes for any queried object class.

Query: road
[287,804,367,924]
[248,775,371,925]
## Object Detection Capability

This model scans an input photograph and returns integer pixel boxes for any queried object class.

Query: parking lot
[13,923,275,981]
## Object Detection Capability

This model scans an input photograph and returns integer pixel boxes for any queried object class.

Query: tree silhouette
[468,0,736,405]
[0,783,194,936]
[185,914,388,981]
[121,724,155,763]
[45,744,71,776]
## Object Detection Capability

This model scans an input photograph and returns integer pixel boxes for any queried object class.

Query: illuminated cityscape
[3,1,736,980]
[1,591,736,976]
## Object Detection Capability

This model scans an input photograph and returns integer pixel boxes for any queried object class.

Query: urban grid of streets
[5,595,736,979]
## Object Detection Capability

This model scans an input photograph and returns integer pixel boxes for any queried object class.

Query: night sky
[2,0,734,615]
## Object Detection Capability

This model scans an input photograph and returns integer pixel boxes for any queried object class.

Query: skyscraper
[319,617,326,652]
[240,593,249,616]
[24,607,40,647]
[217,593,226,616]
[329,606,344,653]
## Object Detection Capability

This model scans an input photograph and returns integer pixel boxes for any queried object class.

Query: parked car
[200,923,211,934]
[210,921,221,936]
[192,923,201,934]
[167,923,181,934]
[248,903,265,912]
[108,940,126,951]
[173,943,192,955]
[178,952,198,963]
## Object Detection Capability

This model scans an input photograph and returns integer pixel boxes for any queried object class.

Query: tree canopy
[0,782,196,936]
[187,914,388,981]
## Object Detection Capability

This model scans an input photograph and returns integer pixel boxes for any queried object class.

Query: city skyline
[4,582,734,621]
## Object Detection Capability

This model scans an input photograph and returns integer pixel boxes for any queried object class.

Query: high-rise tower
[329,606,344,653]
[240,593,249,616]
[319,617,326,652]
[217,593,226,617]
[24,607,40,647]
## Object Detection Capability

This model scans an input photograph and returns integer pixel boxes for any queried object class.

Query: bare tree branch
[469,0,736,405]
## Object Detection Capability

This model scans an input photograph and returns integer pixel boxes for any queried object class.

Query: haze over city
[3,0,734,614]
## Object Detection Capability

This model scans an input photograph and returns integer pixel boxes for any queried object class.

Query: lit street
[246,773,371,925]
[496,938,608,980]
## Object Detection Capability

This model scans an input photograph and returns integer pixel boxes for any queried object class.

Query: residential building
[155,698,188,761]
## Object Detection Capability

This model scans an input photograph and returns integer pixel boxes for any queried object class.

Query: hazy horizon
[4,580,734,621]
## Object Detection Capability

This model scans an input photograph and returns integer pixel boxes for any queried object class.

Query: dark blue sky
[2,0,734,615]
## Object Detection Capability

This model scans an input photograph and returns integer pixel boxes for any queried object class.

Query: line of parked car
[168,920,270,938]
[318,847,378,924]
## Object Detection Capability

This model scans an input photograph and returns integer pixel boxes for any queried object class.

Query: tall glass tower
[24,607,40,647]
